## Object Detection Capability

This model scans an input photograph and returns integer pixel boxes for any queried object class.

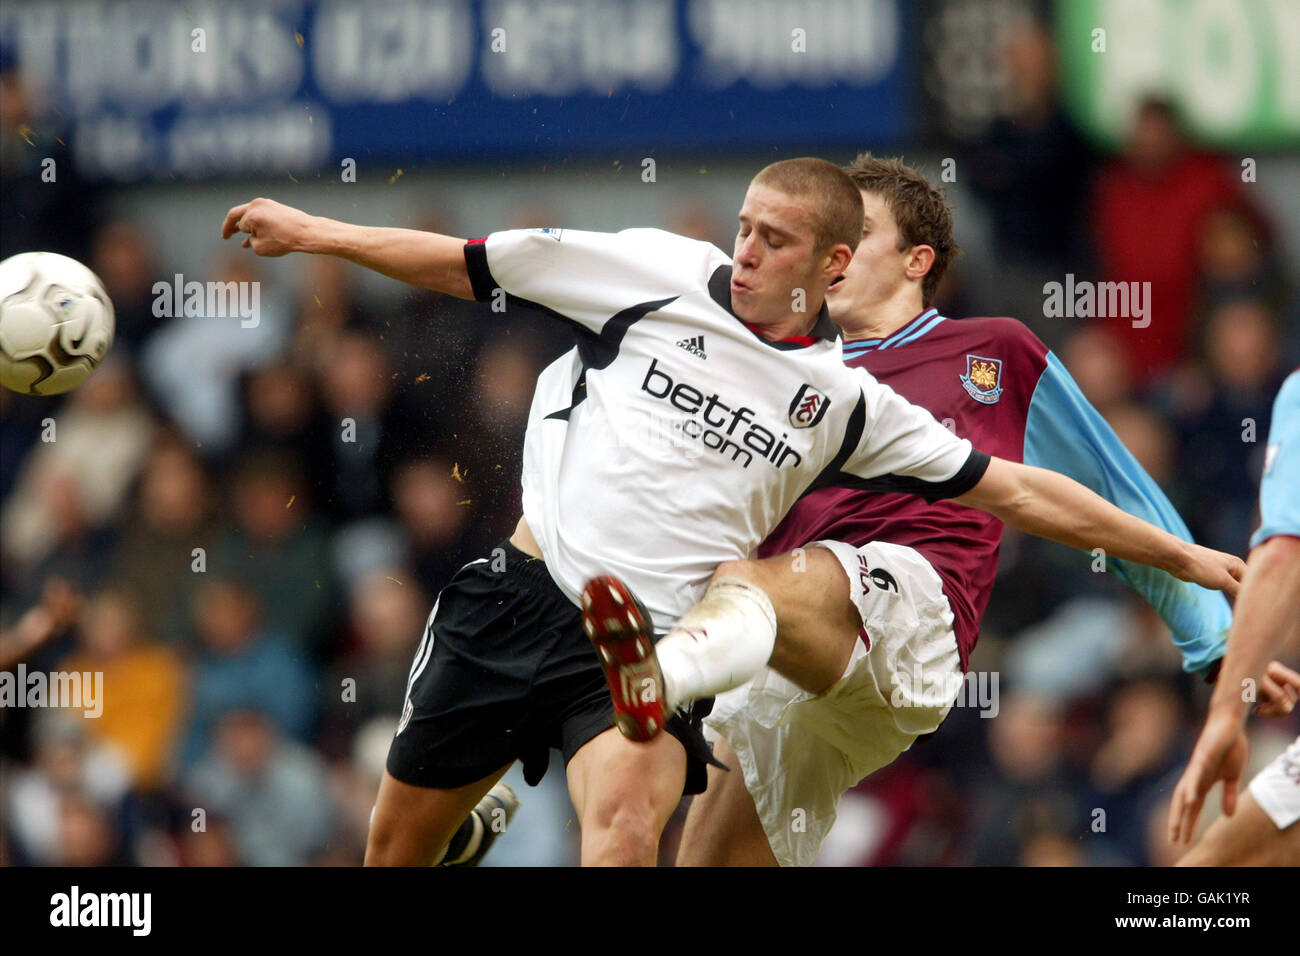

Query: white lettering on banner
[0,1,305,115]
[314,0,473,101]
[481,0,678,97]
[689,0,899,89]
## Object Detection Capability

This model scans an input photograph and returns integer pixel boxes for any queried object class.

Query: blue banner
[0,0,915,181]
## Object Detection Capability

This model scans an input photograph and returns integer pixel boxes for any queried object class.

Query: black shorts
[386,541,721,794]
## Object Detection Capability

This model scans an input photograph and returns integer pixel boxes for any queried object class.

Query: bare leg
[1176,790,1300,866]
[715,546,861,694]
[566,727,687,866]
[676,735,777,866]
[365,765,511,866]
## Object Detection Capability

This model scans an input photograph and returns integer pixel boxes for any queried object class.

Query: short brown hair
[752,158,864,254]
[842,153,959,307]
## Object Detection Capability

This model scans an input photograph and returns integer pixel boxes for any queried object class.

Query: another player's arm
[953,457,1244,597]
[1023,349,1231,676]
[847,373,1241,596]
[221,198,473,298]
[1167,534,1300,842]
[1207,536,1300,721]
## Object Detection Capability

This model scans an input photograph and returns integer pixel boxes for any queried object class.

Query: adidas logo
[676,335,707,359]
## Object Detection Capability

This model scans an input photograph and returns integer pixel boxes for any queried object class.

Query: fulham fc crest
[960,354,1004,404]
[789,384,831,428]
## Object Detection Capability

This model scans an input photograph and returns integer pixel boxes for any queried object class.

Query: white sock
[656,576,777,709]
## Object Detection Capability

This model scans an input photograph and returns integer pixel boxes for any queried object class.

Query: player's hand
[222,197,315,257]
[1178,544,1245,599]
[1254,660,1300,718]
[1167,708,1249,844]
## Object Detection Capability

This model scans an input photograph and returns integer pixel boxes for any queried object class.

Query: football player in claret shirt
[223,159,1242,868]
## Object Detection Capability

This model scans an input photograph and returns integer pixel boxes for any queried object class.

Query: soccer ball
[0,252,116,396]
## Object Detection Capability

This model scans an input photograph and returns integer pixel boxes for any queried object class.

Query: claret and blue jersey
[761,310,1233,675]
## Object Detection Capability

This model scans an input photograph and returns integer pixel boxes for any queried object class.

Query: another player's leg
[676,734,777,866]
[1177,737,1300,866]
[1175,792,1300,866]
[681,540,962,866]
[365,766,511,866]
[565,727,688,865]
[438,782,521,867]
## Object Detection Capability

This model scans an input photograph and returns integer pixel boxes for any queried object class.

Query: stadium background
[1,0,1297,866]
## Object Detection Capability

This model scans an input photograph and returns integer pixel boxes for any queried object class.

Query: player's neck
[753,311,818,342]
[839,292,927,342]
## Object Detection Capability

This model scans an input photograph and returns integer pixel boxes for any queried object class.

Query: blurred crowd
[2,16,1298,866]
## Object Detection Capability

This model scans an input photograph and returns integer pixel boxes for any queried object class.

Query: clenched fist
[222,197,318,257]
[1178,543,1246,599]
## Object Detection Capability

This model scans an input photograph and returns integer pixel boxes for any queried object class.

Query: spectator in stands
[182,578,315,765]
[184,709,334,866]
[90,221,163,359]
[142,255,292,457]
[968,692,1086,865]
[1,358,154,593]
[1090,96,1268,380]
[389,456,477,597]
[1083,679,1188,865]
[4,712,132,866]
[1161,298,1286,554]
[314,328,403,520]
[965,15,1098,347]
[0,63,100,264]
[57,588,185,791]
[211,449,337,656]
[108,435,217,648]
[317,570,425,759]
[235,361,332,504]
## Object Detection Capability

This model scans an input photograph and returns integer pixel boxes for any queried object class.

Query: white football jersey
[464,227,988,630]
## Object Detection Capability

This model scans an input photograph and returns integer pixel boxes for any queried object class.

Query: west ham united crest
[960,355,1004,404]
[789,384,831,428]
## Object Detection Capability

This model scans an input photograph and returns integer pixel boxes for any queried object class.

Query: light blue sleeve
[1023,352,1230,675]
[1250,370,1300,549]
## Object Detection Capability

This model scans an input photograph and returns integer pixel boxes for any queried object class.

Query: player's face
[732,183,836,325]
[826,190,911,323]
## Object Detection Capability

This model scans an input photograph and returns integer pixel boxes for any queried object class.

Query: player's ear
[905,244,935,284]
[825,242,854,278]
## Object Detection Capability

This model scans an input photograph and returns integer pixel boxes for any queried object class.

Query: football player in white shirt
[223,159,1242,867]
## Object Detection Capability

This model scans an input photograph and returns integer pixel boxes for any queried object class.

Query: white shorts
[1247,735,1300,830]
[704,539,963,867]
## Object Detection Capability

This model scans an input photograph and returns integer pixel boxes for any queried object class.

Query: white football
[0,252,116,396]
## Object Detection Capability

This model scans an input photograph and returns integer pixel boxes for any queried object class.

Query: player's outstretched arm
[221,198,473,299]
[1022,351,1232,674]
[1168,534,1300,843]
[954,456,1245,597]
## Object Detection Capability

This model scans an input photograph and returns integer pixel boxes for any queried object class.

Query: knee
[584,802,660,866]
[713,558,759,585]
